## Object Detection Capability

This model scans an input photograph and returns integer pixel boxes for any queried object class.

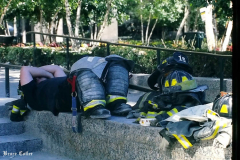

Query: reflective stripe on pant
[201,120,228,140]
[20,110,26,115]
[84,100,106,111]
[106,95,127,104]
[75,70,106,111]
[172,134,193,149]
[12,105,19,114]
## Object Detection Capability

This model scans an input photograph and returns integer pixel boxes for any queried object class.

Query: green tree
[186,0,233,51]
[134,0,184,46]
[79,0,133,40]
[0,0,13,26]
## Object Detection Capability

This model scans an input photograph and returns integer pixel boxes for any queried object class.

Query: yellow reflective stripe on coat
[172,134,193,149]
[12,105,20,113]
[84,100,106,111]
[106,95,127,104]
[140,112,147,117]
[206,109,219,121]
[20,110,26,115]
[201,120,228,140]
[146,111,158,118]
[148,100,158,109]
[167,108,179,116]
[207,109,217,116]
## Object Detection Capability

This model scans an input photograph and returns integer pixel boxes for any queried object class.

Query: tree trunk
[39,9,45,43]
[80,24,85,38]
[65,0,76,49]
[93,22,98,45]
[5,20,10,35]
[140,0,144,44]
[161,27,167,40]
[22,18,26,43]
[212,12,218,48]
[175,3,190,41]
[90,25,93,46]
[94,23,97,40]
[221,21,232,51]
[90,25,93,39]
[14,17,17,36]
[193,8,199,31]
[92,12,97,40]
[205,4,215,51]
[52,18,60,42]
[2,21,7,35]
[75,0,82,37]
[50,8,61,42]
[0,0,12,25]
[44,22,52,44]
[145,13,151,45]
[184,5,191,32]
[96,0,112,40]
[147,18,158,46]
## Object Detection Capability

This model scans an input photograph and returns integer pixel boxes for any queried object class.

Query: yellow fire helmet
[161,70,198,93]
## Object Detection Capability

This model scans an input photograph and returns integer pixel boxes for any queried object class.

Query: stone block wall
[23,111,232,160]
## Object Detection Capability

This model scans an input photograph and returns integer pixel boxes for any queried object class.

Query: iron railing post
[66,38,70,70]
[5,67,10,97]
[33,33,36,66]
[219,57,225,91]
[157,50,161,65]
[107,43,110,55]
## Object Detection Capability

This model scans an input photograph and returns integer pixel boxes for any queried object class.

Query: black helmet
[148,52,192,91]
[157,52,193,74]
[161,70,198,93]
[212,92,232,118]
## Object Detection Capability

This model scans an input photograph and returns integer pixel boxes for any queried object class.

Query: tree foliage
[0,0,233,46]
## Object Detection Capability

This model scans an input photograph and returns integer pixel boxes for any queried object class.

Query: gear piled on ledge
[127,52,232,149]
[159,102,232,149]
[127,52,208,124]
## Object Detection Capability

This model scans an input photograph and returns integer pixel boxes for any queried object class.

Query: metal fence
[0,31,232,97]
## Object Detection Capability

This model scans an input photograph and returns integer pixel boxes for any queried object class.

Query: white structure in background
[200,7,206,21]
[100,18,118,43]
[200,5,215,51]
[221,21,232,51]
[22,18,26,43]
[9,17,117,44]
[56,19,64,42]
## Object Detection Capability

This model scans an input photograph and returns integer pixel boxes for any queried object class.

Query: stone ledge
[23,110,231,160]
